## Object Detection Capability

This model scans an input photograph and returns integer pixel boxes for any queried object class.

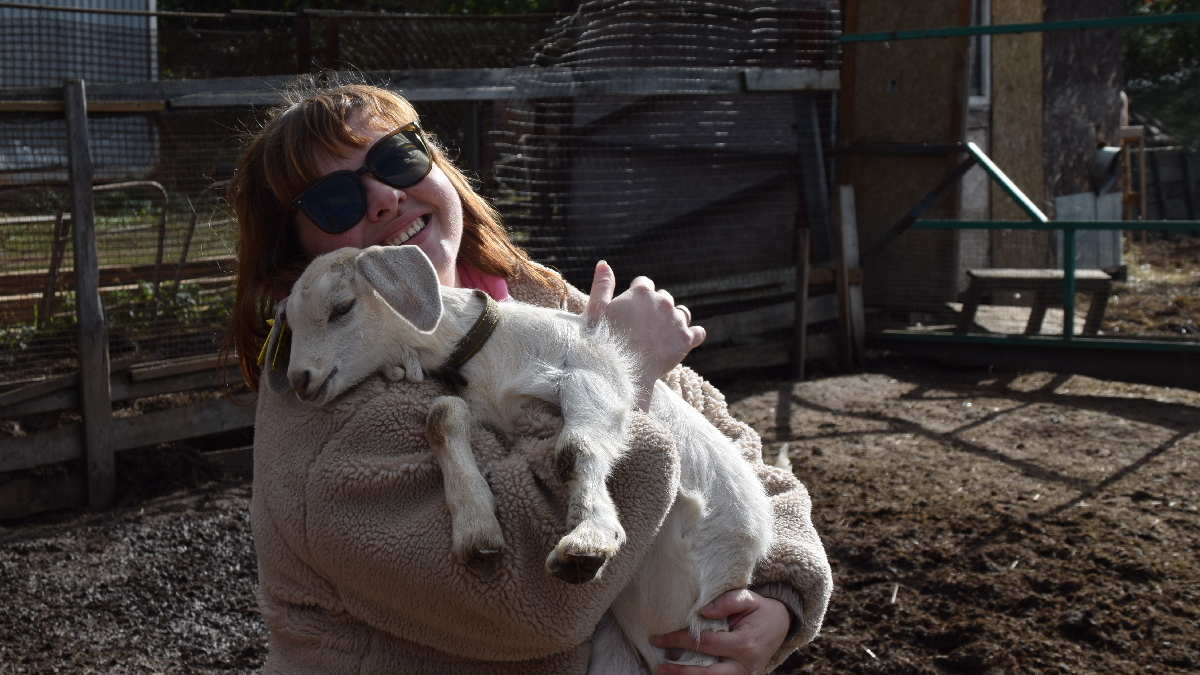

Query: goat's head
[274,245,443,405]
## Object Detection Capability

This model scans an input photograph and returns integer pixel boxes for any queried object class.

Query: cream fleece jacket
[251,269,832,674]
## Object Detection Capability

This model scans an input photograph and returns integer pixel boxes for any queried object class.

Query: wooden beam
[0,472,88,522]
[833,185,854,371]
[795,226,811,380]
[840,186,866,363]
[5,364,245,418]
[1,68,839,107]
[664,266,861,308]
[64,79,116,510]
[700,294,838,346]
[686,332,837,375]
[0,255,233,296]
[1,396,256,474]
[0,100,166,113]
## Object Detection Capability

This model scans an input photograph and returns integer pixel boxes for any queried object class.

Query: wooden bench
[955,268,1114,335]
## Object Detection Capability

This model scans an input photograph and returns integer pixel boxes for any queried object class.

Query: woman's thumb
[586,260,616,326]
[700,589,757,619]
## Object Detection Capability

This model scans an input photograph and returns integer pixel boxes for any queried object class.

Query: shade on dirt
[1,361,1197,674]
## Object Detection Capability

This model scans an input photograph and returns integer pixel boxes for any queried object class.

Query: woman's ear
[355,245,443,332]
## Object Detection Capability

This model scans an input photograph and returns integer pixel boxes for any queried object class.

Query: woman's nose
[363,174,405,222]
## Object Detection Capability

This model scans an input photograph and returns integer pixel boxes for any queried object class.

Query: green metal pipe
[963,142,1048,223]
[914,220,1200,231]
[837,12,1200,43]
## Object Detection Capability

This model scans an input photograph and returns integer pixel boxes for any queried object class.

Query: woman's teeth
[386,216,427,245]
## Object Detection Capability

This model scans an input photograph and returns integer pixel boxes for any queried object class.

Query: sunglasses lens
[369,130,432,188]
[301,173,364,234]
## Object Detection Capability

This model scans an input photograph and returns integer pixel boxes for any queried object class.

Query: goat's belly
[609,493,705,657]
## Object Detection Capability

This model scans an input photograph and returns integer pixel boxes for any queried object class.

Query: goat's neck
[401,286,488,372]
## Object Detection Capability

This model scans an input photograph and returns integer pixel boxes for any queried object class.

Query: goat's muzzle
[291,366,336,403]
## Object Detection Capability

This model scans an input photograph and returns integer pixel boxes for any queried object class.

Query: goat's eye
[329,299,355,322]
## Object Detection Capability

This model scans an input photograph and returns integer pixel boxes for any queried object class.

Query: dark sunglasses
[291,123,433,234]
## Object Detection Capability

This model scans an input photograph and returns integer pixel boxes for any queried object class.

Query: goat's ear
[263,299,292,394]
[355,245,443,332]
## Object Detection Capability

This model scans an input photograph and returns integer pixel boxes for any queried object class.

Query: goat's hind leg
[426,396,505,563]
[546,363,631,584]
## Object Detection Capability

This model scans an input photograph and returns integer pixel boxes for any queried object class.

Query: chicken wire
[0,0,841,387]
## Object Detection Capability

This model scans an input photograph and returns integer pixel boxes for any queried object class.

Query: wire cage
[0,0,843,389]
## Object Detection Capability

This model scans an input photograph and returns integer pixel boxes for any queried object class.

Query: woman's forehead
[312,110,415,172]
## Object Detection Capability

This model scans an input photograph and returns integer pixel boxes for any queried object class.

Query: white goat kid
[271,245,773,672]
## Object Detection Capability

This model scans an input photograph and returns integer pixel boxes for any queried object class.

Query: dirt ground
[1,358,1198,674]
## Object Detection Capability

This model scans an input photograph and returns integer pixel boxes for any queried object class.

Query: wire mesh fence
[0,0,842,388]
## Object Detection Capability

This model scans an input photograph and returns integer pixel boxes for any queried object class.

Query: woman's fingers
[699,589,758,628]
[675,304,691,325]
[651,591,790,675]
[586,260,617,327]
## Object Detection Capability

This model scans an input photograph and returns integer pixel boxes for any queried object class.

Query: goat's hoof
[453,525,506,565]
[546,550,609,584]
[466,546,504,565]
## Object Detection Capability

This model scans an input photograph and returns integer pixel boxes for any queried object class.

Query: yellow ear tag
[257,317,290,368]
[256,319,274,367]
[271,320,290,370]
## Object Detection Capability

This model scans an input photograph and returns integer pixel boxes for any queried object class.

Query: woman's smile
[383,213,431,246]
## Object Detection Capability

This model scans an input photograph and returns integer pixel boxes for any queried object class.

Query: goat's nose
[291,370,311,395]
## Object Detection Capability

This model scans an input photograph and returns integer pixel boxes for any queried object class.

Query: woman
[226,82,830,675]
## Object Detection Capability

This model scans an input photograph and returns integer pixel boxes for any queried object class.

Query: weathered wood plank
[666,266,861,308]
[4,365,245,418]
[686,331,837,374]
[2,68,838,107]
[111,396,255,451]
[1,396,255,474]
[0,100,166,113]
[65,79,116,510]
[745,68,841,91]
[0,423,83,473]
[701,294,838,347]
[0,255,233,296]
[0,472,87,522]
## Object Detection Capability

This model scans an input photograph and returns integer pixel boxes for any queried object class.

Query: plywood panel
[989,0,1051,268]
[840,0,971,311]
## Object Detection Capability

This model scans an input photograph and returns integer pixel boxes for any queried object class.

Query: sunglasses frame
[291,122,433,234]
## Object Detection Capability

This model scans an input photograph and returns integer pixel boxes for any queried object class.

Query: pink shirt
[456,262,510,302]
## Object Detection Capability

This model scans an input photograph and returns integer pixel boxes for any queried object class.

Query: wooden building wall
[989,0,1052,268]
[839,0,971,312]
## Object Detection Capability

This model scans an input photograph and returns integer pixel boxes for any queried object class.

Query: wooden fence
[1,67,858,521]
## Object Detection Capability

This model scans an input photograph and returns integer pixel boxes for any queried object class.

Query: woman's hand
[650,590,791,675]
[586,261,705,411]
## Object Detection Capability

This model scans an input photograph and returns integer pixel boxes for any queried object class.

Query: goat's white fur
[276,245,774,673]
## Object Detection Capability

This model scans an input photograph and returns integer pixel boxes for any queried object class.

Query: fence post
[64,79,115,509]
[793,225,811,380]
[1062,227,1076,341]
[295,10,311,73]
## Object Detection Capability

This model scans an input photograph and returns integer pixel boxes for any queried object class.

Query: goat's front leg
[546,367,630,584]
[426,396,505,563]
[381,344,425,383]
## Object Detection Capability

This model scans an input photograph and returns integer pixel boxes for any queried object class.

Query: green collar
[432,289,500,390]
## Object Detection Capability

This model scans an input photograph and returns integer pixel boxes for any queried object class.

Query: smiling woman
[222,82,563,392]
[221,78,830,675]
